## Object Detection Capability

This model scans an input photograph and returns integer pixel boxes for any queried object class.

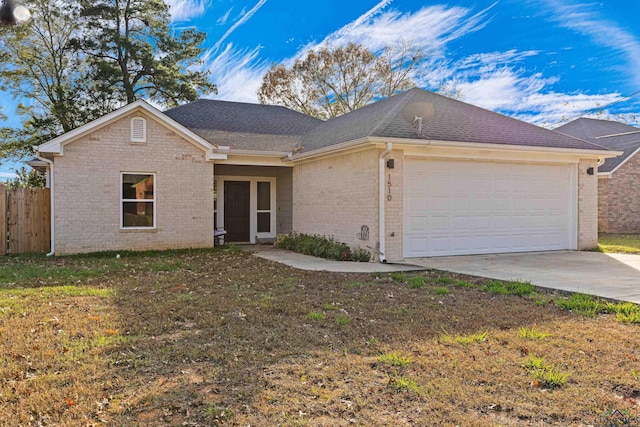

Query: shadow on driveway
[406,251,640,303]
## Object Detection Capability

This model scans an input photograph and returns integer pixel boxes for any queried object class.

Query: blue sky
[2,0,640,179]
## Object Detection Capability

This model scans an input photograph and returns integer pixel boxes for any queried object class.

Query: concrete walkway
[242,245,421,273]
[408,251,640,303]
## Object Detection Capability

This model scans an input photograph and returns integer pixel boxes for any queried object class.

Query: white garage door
[403,159,575,257]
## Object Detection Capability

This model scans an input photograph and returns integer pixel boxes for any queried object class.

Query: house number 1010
[387,173,392,201]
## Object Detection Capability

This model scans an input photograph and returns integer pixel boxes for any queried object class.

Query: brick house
[34,88,618,260]
[556,118,640,233]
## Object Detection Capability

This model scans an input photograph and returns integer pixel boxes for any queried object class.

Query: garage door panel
[403,159,573,257]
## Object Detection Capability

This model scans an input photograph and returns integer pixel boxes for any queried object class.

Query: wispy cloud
[201,1,637,125]
[202,44,270,102]
[165,0,208,22]
[540,0,640,86]
[217,7,233,25]
[212,0,268,52]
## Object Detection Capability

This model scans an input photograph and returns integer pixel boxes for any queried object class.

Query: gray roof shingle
[301,88,607,152]
[164,99,322,151]
[162,89,611,155]
[555,118,640,173]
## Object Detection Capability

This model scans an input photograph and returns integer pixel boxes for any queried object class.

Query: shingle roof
[301,88,607,152]
[164,99,322,151]
[555,118,640,173]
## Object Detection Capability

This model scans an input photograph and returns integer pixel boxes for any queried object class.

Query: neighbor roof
[555,118,640,173]
[164,99,322,152]
[301,88,608,152]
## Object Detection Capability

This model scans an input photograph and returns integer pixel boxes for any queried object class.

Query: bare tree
[258,43,420,120]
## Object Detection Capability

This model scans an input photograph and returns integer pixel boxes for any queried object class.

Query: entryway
[224,181,250,242]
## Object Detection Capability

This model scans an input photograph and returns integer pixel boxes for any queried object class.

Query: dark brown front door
[224,181,250,242]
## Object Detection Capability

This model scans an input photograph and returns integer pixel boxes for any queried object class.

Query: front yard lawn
[1,249,639,426]
[599,233,640,254]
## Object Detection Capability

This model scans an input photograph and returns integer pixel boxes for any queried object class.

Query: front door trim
[216,175,277,243]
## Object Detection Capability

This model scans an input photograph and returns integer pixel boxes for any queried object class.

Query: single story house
[556,118,640,233]
[34,88,619,261]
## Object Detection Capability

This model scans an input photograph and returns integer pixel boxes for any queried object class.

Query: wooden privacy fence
[0,184,51,255]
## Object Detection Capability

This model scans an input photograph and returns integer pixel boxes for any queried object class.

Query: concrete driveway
[406,251,640,303]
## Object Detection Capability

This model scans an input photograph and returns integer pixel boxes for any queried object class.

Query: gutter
[378,143,392,263]
[35,152,54,256]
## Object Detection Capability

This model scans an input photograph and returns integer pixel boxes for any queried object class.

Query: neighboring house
[556,118,640,233]
[34,88,618,261]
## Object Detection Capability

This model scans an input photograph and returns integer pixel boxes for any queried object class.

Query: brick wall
[53,110,214,254]
[383,150,403,261]
[292,149,378,253]
[598,177,609,232]
[599,154,640,232]
[578,159,598,249]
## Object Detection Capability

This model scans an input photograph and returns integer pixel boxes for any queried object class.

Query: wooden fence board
[2,186,50,254]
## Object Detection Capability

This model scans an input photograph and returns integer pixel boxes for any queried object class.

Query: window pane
[257,212,270,233]
[123,202,154,227]
[257,182,270,211]
[123,174,154,200]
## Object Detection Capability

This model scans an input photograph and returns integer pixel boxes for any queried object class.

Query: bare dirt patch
[0,249,638,426]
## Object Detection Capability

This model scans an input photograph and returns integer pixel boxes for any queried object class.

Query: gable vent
[130,117,146,142]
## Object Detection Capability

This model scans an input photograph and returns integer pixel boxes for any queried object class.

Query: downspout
[35,152,54,256]
[378,143,393,263]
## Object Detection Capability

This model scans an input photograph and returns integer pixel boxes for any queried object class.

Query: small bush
[276,233,371,262]
[351,246,372,262]
[275,232,351,260]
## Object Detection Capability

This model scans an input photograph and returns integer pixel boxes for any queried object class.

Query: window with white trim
[121,173,155,228]
[130,117,146,142]
[257,181,272,233]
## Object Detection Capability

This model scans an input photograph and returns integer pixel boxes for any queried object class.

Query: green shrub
[351,246,372,262]
[275,232,352,261]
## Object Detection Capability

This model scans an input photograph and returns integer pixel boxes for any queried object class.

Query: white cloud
[0,171,17,181]
[165,0,208,22]
[201,1,637,126]
[217,7,233,25]
[541,0,640,83]
[204,3,493,103]
[203,44,270,102]
[212,0,268,52]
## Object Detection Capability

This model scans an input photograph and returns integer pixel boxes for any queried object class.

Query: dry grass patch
[0,249,639,425]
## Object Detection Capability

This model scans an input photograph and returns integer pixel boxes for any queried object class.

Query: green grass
[408,276,426,288]
[390,272,407,283]
[598,233,640,254]
[484,280,536,296]
[440,330,487,345]
[307,311,326,321]
[556,293,609,317]
[434,287,450,296]
[377,352,412,367]
[518,326,552,340]
[524,355,569,388]
[334,315,351,326]
[387,375,429,394]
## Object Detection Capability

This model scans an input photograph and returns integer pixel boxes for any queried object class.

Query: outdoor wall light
[587,167,594,175]
[386,159,395,169]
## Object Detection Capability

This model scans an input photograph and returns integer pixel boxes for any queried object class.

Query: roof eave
[368,136,621,158]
